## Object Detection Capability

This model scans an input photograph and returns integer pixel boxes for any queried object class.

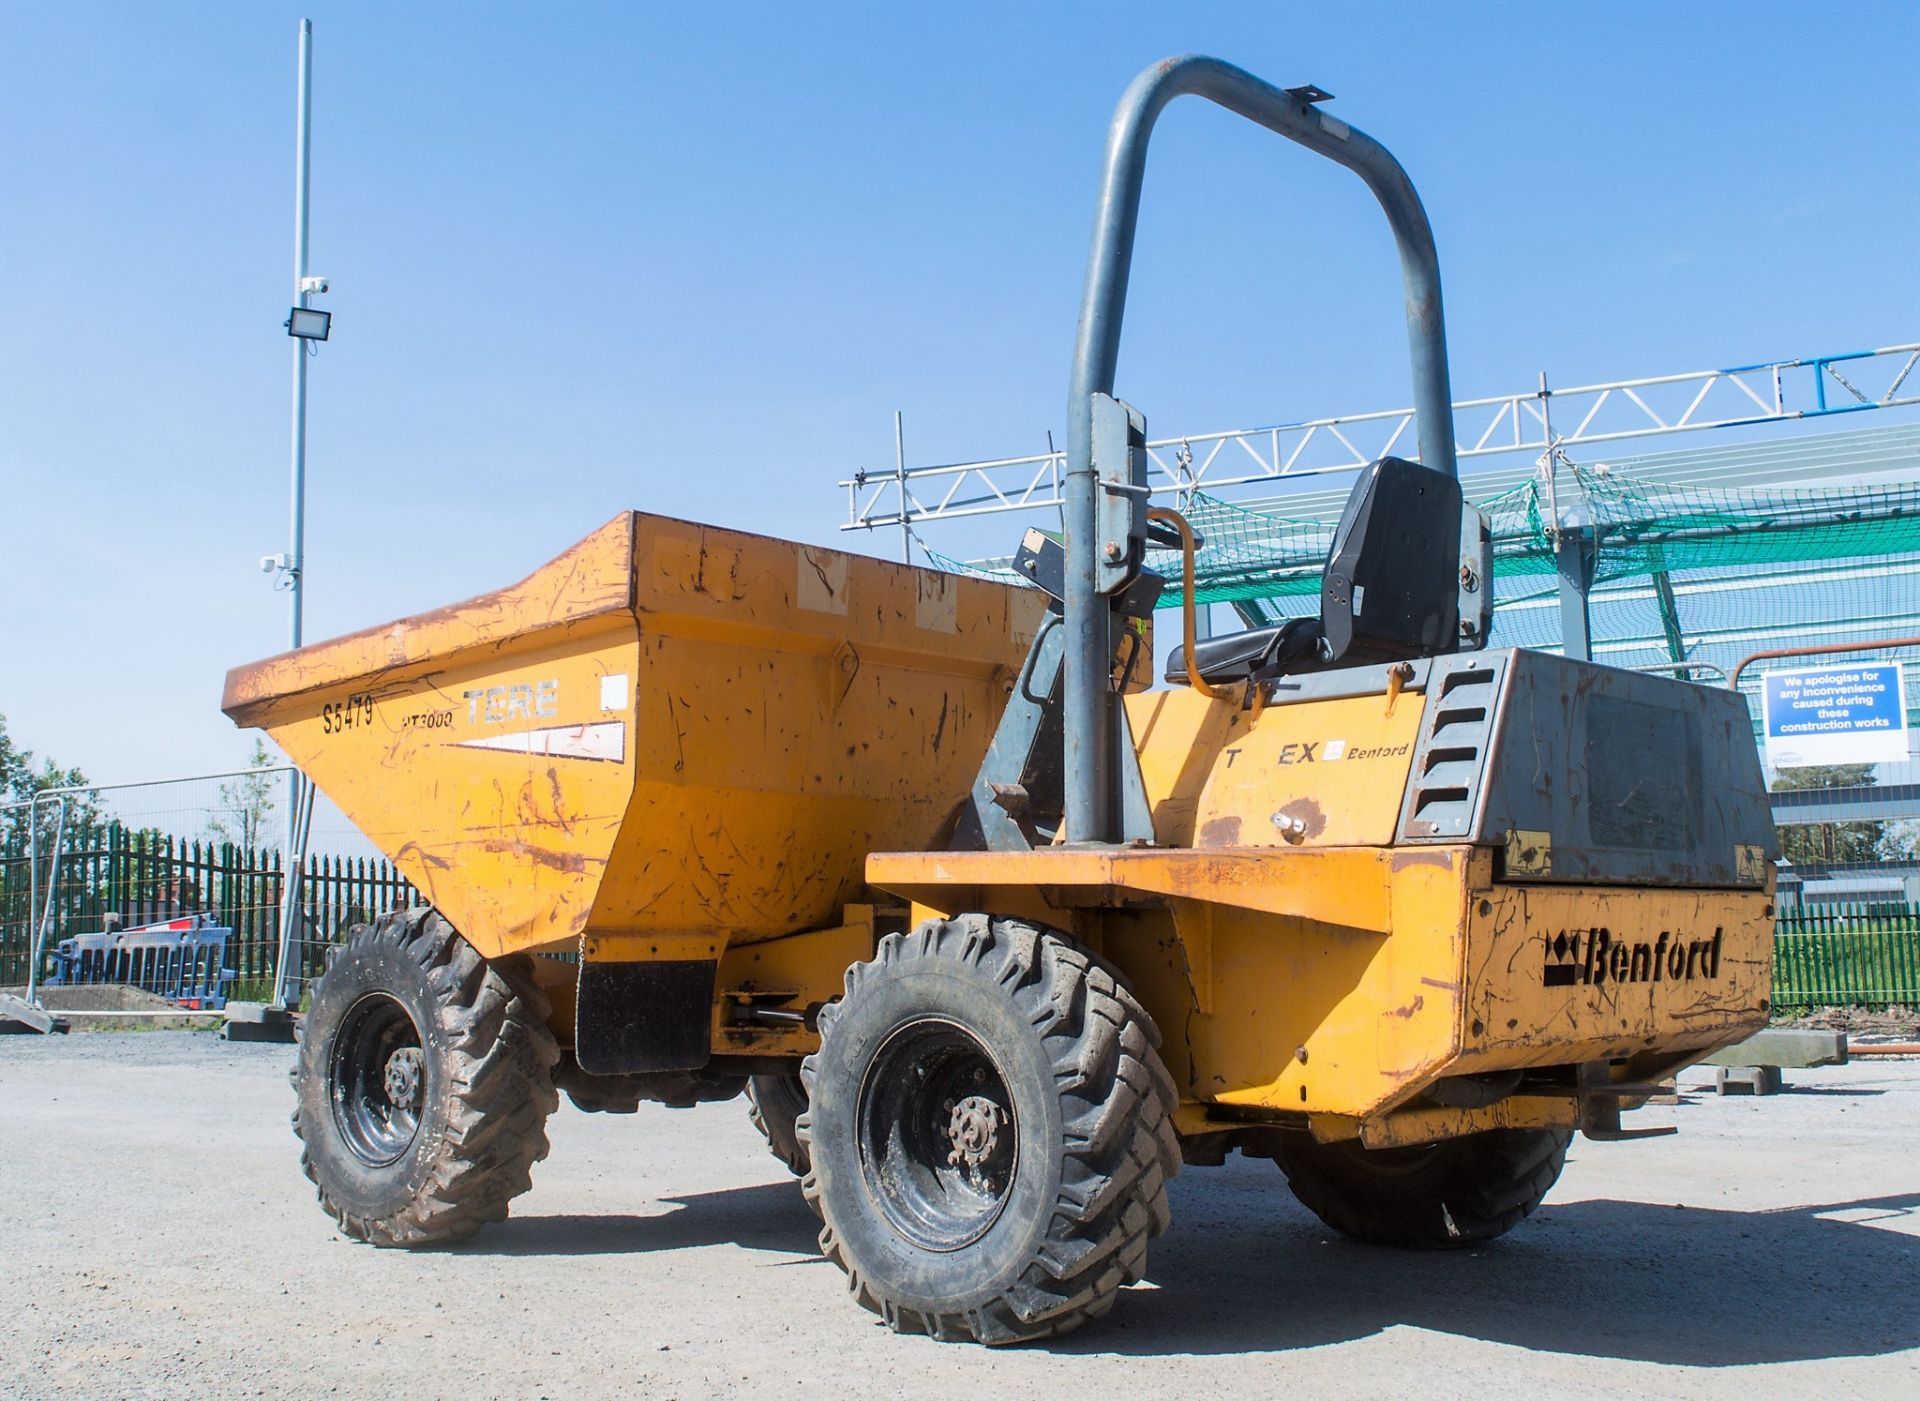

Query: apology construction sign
[1761,662,1910,768]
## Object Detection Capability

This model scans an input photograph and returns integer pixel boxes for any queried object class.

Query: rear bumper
[1453,878,1774,1074]
[1207,868,1773,1122]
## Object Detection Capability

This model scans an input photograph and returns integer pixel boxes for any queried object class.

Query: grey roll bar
[1062,54,1460,844]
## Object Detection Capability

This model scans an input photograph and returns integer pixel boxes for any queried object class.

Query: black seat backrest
[1320,457,1462,665]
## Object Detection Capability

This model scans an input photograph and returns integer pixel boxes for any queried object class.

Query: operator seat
[1165,456,1464,688]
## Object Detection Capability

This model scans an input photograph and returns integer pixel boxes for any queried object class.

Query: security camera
[260,552,289,574]
[299,275,329,295]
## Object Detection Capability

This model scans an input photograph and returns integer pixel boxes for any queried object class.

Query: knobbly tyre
[223,56,1775,1345]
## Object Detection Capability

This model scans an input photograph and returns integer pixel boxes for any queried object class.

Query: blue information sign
[1760,662,1909,768]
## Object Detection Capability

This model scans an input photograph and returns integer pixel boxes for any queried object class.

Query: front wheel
[799,916,1180,1344]
[292,908,560,1246]
[1276,1127,1570,1249]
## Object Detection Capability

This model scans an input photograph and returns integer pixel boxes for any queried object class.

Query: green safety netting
[928,465,1920,654]
[933,470,1920,604]
[1576,467,1920,582]
[927,457,1920,735]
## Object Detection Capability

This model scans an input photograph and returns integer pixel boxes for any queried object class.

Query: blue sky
[3,1,1917,782]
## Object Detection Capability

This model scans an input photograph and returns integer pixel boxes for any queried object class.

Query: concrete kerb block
[1699,1029,1848,1069]
[222,1002,300,1044]
[1715,1065,1784,1096]
[0,992,69,1035]
[1699,1030,1849,1095]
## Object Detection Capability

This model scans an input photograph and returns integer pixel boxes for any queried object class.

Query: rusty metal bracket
[1577,1061,1678,1142]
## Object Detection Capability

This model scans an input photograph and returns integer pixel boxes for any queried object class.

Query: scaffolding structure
[856,342,1920,843]
[842,342,1920,537]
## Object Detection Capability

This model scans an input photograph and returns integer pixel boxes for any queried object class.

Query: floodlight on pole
[286,306,331,340]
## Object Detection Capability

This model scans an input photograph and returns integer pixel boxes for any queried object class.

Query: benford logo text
[1543,927,1723,988]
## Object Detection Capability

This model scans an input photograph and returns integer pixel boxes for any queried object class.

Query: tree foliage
[0,713,93,861]
[0,713,88,808]
[1877,819,1920,863]
[1772,763,1886,867]
[207,738,280,852]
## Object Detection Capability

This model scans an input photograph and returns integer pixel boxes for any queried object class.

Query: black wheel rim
[329,992,426,1168]
[855,1017,1017,1252]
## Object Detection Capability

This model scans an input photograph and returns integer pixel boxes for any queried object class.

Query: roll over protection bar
[1062,54,1459,844]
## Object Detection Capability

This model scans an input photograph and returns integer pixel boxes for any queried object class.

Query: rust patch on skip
[546,767,576,836]
[1198,815,1243,847]
[1391,849,1456,872]
[1384,994,1426,1020]
[477,839,603,876]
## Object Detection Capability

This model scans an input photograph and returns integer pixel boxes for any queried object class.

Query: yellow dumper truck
[223,56,1776,1344]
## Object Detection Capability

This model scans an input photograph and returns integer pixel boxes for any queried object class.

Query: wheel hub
[384,1047,424,1112]
[944,1094,1004,1183]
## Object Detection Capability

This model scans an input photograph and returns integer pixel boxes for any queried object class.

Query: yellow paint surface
[223,513,1043,958]
[1124,684,1423,848]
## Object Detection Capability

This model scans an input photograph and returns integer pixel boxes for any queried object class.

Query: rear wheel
[799,915,1179,1344]
[1276,1127,1570,1249]
[746,1074,810,1177]
[292,908,559,1246]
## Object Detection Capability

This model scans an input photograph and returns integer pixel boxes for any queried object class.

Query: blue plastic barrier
[46,916,236,1011]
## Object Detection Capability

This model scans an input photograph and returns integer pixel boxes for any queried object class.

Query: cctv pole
[273,18,314,1008]
[289,17,312,658]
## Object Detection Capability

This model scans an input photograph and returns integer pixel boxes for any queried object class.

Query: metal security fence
[279,851,419,1003]
[0,770,416,1009]
[0,829,416,1002]
[0,827,287,992]
[1773,901,1920,1011]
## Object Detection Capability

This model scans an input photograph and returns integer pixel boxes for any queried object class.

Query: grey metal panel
[1442,649,1776,887]
[961,613,1067,852]
[954,611,1159,850]
[1091,393,1149,596]
[1396,653,1509,842]
[1113,698,1156,844]
[1457,506,1493,650]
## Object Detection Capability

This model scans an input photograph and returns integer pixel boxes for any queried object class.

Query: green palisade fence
[1772,901,1920,1011]
[0,820,417,995]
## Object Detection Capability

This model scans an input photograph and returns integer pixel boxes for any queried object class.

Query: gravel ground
[2,1033,1917,1400]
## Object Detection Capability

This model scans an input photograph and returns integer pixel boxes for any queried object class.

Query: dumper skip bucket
[223,513,1045,959]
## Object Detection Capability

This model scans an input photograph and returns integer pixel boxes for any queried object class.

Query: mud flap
[575,959,717,1074]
